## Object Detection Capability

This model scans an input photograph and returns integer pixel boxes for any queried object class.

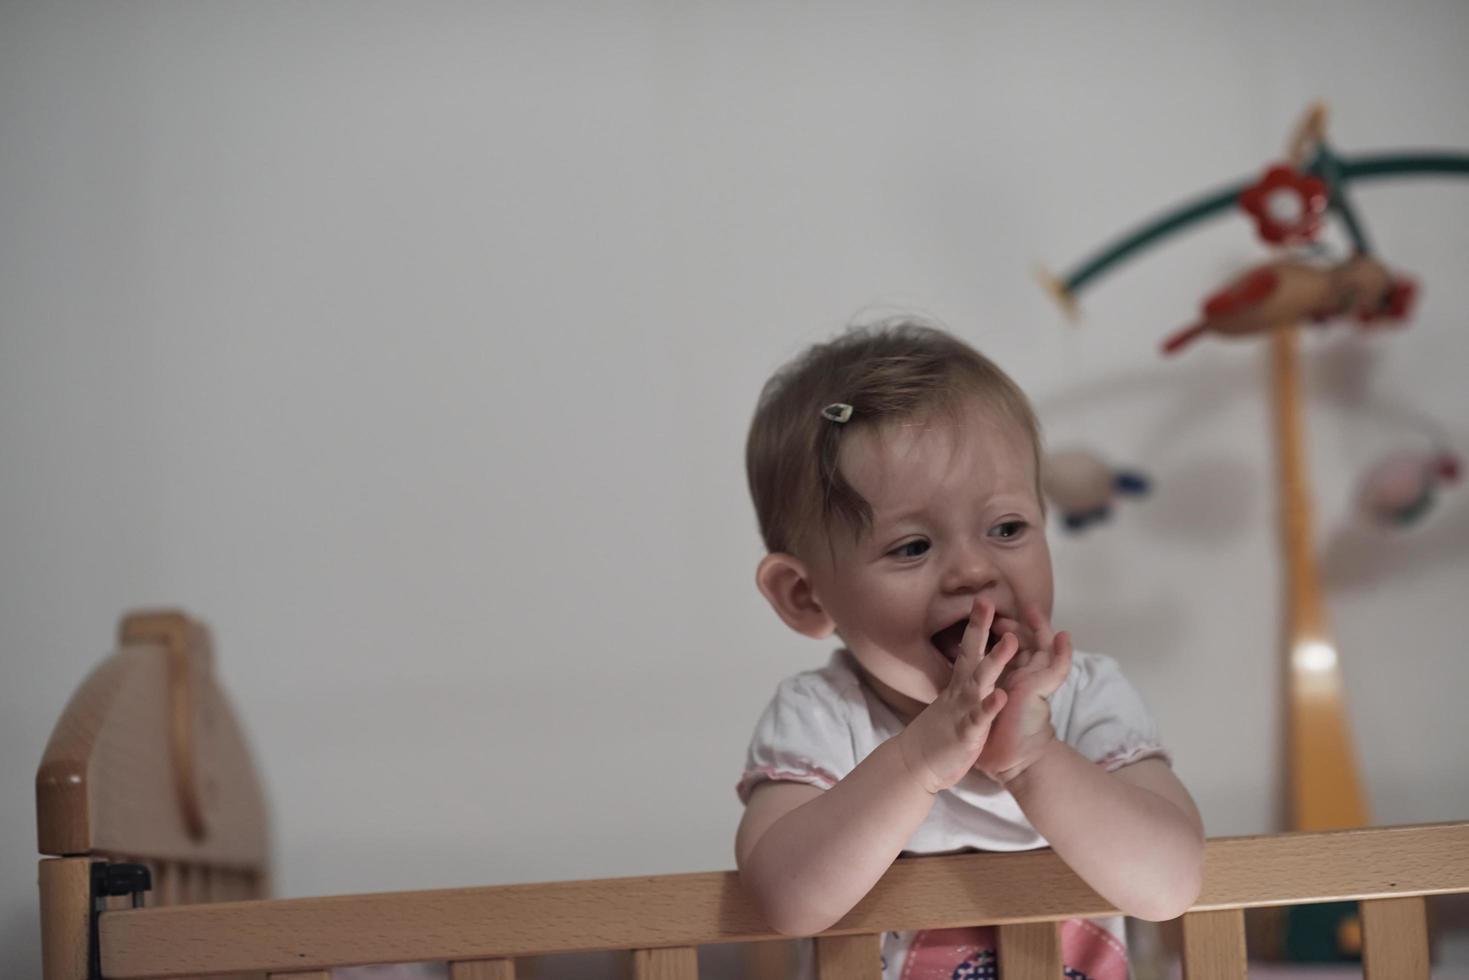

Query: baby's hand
[896,599,1017,794]
[975,604,1073,785]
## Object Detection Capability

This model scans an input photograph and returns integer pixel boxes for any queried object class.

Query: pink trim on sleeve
[1098,741,1171,772]
[736,764,840,803]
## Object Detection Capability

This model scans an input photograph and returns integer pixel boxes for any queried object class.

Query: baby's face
[805,399,1053,718]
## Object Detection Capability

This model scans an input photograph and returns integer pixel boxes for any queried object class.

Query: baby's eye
[990,521,1028,540]
[890,539,931,559]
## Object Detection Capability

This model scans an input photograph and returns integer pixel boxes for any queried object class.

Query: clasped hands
[897,599,1074,794]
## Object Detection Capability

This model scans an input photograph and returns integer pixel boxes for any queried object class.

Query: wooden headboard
[36,610,270,900]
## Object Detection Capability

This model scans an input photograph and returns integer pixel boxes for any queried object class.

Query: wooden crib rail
[33,616,1467,978]
[74,820,1468,979]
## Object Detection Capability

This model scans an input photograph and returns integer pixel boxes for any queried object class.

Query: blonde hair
[746,319,1042,556]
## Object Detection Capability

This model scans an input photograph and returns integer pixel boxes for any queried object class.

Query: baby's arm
[735,739,938,937]
[978,608,1204,920]
[1007,749,1204,920]
[737,600,1016,936]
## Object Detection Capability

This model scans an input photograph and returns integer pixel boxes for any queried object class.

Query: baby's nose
[940,546,997,594]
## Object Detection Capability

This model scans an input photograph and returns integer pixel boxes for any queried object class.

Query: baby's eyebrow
[872,501,930,526]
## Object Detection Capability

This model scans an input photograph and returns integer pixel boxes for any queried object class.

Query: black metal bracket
[89,862,152,980]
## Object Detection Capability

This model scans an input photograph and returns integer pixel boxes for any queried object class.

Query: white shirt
[738,648,1168,980]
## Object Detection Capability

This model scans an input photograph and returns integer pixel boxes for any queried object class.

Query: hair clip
[821,403,854,424]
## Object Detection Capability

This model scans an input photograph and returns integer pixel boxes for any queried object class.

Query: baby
[737,321,1204,979]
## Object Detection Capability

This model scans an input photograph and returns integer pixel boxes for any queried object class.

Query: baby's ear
[755,553,835,639]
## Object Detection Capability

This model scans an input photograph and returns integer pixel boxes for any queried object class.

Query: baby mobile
[1041,103,1468,961]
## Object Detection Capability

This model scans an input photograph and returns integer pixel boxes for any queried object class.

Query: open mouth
[929,618,1002,664]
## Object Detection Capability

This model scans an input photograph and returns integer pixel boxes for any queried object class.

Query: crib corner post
[39,858,92,980]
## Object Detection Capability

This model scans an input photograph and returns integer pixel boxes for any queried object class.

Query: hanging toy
[1161,254,1417,356]
[1155,147,1423,356]
[1042,450,1152,531]
[1356,450,1460,527]
[1040,102,1469,966]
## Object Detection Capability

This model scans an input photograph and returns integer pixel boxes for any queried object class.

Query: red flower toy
[1239,165,1329,246]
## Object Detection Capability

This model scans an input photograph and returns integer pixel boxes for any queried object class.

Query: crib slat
[451,959,516,980]
[815,932,881,980]
[633,946,698,979]
[160,864,195,980]
[1361,895,1429,980]
[187,864,203,904]
[743,939,797,979]
[179,863,196,904]
[1181,908,1247,979]
[156,862,177,905]
[998,921,1060,980]
[238,870,263,901]
[216,870,243,901]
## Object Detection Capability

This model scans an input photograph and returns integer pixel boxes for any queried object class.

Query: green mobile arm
[1060,151,1469,299]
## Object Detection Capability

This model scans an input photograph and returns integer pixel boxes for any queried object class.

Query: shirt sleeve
[1063,653,1171,772]
[737,671,857,804]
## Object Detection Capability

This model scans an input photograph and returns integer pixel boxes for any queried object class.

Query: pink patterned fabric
[896,919,1127,980]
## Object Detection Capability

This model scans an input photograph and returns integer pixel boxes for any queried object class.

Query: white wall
[4,1,1468,973]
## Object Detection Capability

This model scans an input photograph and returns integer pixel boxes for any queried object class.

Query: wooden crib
[37,611,1469,979]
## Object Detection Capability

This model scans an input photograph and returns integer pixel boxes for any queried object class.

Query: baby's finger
[964,688,1008,732]
[947,598,995,686]
[1044,630,1075,686]
[992,616,1022,643]
[1023,603,1056,654]
[975,632,1018,691]
[961,597,997,659]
